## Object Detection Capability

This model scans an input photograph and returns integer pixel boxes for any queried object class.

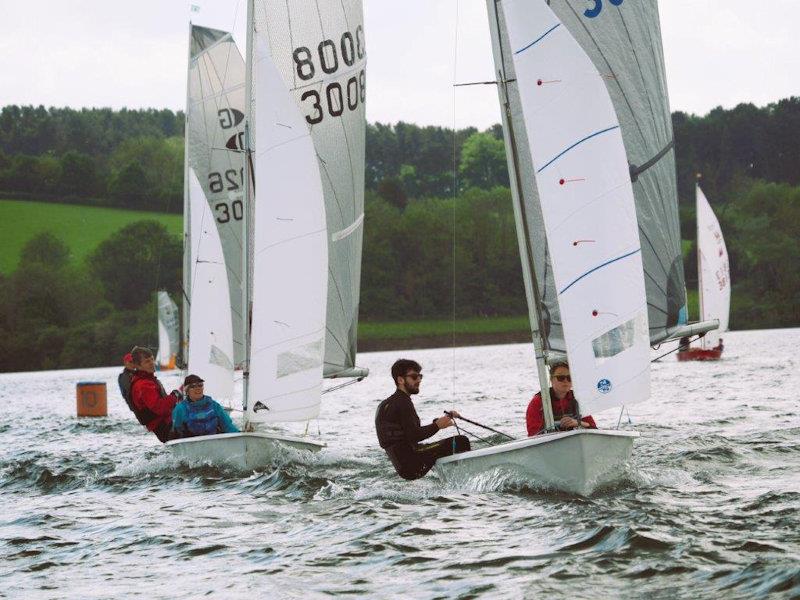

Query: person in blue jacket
[171,374,240,438]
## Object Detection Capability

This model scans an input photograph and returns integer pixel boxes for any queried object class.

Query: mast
[485,0,555,431]
[241,0,255,429]
[181,22,193,371]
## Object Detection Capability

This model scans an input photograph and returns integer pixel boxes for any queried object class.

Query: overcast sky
[1,0,797,130]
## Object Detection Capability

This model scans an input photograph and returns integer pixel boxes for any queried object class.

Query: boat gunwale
[165,431,326,449]
[435,428,638,465]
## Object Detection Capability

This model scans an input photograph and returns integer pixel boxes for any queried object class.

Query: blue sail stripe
[514,23,561,55]
[537,126,620,173]
[559,248,641,295]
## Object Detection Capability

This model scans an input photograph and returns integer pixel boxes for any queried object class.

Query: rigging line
[452,423,496,447]
[451,0,460,409]
[453,80,503,87]
[651,334,702,362]
[322,377,364,395]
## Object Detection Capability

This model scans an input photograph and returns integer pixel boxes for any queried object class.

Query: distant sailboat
[678,184,730,361]
[436,0,718,495]
[155,290,179,370]
[168,0,369,469]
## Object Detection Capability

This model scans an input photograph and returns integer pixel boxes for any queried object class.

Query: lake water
[2,328,799,599]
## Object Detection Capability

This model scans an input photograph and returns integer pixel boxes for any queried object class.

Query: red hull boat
[677,347,723,361]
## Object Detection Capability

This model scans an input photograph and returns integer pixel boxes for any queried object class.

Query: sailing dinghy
[169,1,369,469]
[677,184,730,361]
[437,0,717,495]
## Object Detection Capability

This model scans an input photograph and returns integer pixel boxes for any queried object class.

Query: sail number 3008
[292,26,366,125]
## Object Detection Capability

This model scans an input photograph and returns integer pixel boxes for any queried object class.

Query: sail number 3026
[293,26,366,125]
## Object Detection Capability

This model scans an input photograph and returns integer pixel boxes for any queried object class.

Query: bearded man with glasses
[375,359,470,480]
[526,361,596,436]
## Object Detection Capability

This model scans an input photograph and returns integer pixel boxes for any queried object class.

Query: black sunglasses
[554,375,571,382]
[405,373,423,381]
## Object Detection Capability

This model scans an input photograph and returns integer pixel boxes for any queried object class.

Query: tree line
[2,99,799,212]
[0,100,798,371]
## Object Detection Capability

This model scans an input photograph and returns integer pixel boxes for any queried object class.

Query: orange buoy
[76,382,108,417]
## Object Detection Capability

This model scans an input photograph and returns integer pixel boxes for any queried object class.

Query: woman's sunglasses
[554,375,571,382]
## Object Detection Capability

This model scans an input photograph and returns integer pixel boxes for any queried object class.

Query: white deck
[166,432,325,471]
[435,429,638,496]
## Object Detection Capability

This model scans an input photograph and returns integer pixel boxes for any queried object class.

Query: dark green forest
[0,100,798,371]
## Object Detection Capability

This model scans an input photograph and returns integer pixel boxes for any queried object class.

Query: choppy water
[1,328,799,599]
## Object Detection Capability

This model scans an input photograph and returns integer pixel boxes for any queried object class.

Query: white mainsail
[696,185,730,350]
[245,34,328,424]
[186,25,247,368]
[501,0,650,411]
[243,0,368,424]
[187,167,235,404]
[252,0,368,379]
[490,0,690,354]
[156,290,180,369]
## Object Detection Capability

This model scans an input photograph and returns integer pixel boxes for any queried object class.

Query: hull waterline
[434,429,638,496]
[677,348,723,361]
[166,432,325,470]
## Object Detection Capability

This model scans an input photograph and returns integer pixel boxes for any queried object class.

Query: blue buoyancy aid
[183,397,220,436]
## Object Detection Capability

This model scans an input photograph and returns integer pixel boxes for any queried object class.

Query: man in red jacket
[129,346,181,442]
[526,362,596,436]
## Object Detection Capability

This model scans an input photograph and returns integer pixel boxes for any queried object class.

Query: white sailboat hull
[434,429,638,496]
[166,432,325,470]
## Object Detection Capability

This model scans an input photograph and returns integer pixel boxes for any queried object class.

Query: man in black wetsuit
[375,359,470,480]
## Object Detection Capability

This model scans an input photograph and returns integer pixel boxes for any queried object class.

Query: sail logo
[226,132,244,151]
[218,108,244,130]
[597,378,612,394]
[584,0,623,19]
[253,401,270,412]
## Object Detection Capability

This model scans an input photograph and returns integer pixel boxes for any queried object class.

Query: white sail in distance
[252,0,368,379]
[187,168,235,405]
[696,185,730,350]
[500,0,650,413]
[186,25,247,368]
[156,290,180,369]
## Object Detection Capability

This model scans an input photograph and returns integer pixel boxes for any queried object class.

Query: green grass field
[359,315,531,340]
[0,200,182,273]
